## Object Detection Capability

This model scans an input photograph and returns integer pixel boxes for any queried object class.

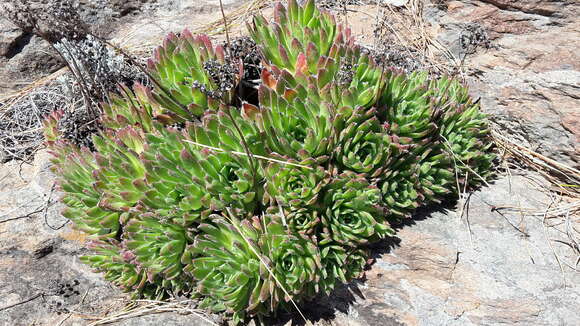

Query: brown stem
[219,0,231,50]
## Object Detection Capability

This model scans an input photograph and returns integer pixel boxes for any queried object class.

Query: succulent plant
[321,172,394,246]
[249,0,351,75]
[147,30,241,111]
[137,118,263,222]
[81,239,149,293]
[431,77,495,185]
[100,83,155,132]
[317,45,385,110]
[263,163,329,208]
[184,214,321,323]
[334,107,393,177]
[415,144,455,202]
[318,242,368,295]
[89,129,148,214]
[379,147,422,221]
[44,110,122,239]
[123,217,192,294]
[284,207,321,235]
[378,71,442,149]
[45,0,496,323]
[245,70,335,163]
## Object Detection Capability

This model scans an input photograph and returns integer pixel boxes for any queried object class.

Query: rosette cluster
[44,0,495,323]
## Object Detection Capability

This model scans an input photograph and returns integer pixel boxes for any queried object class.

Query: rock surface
[0,0,578,325]
[0,16,62,94]
[429,0,580,168]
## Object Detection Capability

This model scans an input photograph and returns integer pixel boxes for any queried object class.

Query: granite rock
[429,0,580,168]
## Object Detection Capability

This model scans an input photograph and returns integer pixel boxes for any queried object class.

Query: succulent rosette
[318,45,385,110]
[254,214,321,302]
[432,77,496,185]
[141,124,259,220]
[138,129,213,226]
[55,149,123,237]
[45,110,122,238]
[245,71,335,162]
[379,70,431,110]
[184,214,321,322]
[249,0,351,75]
[147,30,242,120]
[343,248,369,280]
[285,207,321,235]
[182,111,263,212]
[81,239,150,294]
[318,242,368,295]
[380,153,422,221]
[182,215,260,323]
[263,163,329,207]
[321,172,394,246]
[415,144,455,203]
[334,107,394,177]
[378,78,441,150]
[100,84,155,132]
[123,217,192,295]
[87,127,149,215]
[318,242,346,295]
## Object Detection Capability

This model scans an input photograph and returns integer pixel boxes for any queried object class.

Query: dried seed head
[199,59,238,99]
[336,62,357,86]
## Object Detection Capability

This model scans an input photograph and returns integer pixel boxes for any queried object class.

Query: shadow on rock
[266,199,459,325]
[267,281,365,326]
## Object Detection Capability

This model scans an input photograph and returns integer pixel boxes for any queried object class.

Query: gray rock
[427,0,580,168]
[0,17,23,57]
[5,35,63,74]
[0,27,62,94]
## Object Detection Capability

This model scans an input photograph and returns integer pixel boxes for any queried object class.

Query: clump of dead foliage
[0,0,147,160]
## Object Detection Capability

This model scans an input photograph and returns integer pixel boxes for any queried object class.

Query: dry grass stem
[542,198,567,288]
[492,129,580,198]
[373,0,462,76]
[183,139,313,169]
[87,299,217,326]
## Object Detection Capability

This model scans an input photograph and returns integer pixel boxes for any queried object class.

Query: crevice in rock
[478,0,557,17]
[118,6,140,17]
[4,31,33,59]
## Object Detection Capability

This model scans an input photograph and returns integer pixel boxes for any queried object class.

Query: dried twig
[0,83,67,161]
[219,0,231,48]
[0,182,57,225]
[183,139,313,169]
[441,135,491,188]
[542,198,567,288]
[43,182,69,230]
[492,129,580,198]
[87,299,218,326]
[487,205,530,237]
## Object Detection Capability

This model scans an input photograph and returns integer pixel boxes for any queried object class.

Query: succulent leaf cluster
[45,0,496,323]
[249,0,348,74]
